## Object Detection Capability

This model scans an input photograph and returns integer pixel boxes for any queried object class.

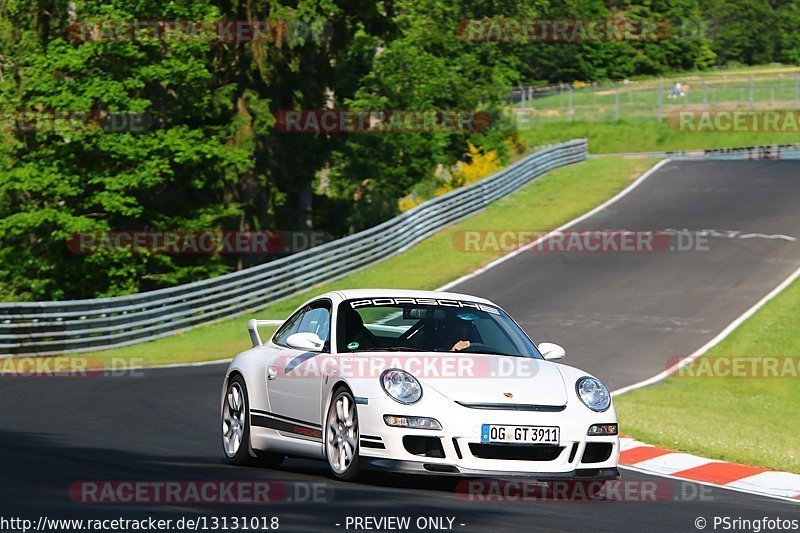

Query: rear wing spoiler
[247,319,284,347]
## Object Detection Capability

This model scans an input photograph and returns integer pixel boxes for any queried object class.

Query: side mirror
[286,332,324,352]
[538,342,565,361]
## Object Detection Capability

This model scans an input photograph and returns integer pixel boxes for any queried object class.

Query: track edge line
[612,262,800,397]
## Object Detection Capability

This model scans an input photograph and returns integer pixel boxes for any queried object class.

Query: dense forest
[0,0,797,301]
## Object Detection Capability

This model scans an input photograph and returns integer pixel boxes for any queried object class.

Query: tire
[325,388,361,481]
[221,375,284,468]
[222,374,285,468]
[222,375,252,465]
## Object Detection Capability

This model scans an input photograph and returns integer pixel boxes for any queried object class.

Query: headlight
[576,376,611,412]
[381,369,422,404]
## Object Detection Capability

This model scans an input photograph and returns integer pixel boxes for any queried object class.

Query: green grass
[521,121,800,154]
[513,64,800,153]
[615,278,800,474]
[523,64,800,122]
[62,156,656,368]
[627,64,800,84]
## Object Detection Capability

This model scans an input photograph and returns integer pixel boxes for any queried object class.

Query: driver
[442,316,473,352]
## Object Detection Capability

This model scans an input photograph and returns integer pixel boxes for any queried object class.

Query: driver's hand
[452,340,470,351]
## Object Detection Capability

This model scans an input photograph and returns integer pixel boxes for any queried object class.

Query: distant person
[668,82,682,99]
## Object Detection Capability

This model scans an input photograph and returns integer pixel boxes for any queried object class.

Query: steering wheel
[458,342,494,353]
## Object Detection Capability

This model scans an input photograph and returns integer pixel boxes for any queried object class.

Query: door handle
[267,367,277,380]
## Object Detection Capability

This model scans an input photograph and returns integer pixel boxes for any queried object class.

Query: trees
[702,0,776,65]
[0,0,791,300]
[329,0,530,230]
[0,0,252,299]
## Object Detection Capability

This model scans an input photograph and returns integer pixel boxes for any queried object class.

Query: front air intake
[581,443,613,463]
[469,444,564,461]
[403,436,446,458]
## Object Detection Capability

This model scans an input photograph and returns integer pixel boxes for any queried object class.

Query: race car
[221,289,619,486]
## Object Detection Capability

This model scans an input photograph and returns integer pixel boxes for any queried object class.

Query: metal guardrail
[0,139,587,356]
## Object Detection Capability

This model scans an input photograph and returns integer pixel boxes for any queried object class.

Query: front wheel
[325,389,360,481]
[222,375,251,465]
[222,375,284,467]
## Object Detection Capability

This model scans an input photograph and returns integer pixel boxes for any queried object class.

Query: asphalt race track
[2,160,800,532]
[456,160,800,390]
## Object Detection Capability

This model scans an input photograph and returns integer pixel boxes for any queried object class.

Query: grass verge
[61,156,656,367]
[615,277,800,473]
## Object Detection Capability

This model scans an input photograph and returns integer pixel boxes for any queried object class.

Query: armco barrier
[0,139,587,356]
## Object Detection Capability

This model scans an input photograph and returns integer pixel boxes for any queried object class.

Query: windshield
[336,298,542,358]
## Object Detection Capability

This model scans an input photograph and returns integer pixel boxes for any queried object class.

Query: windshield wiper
[462,350,521,357]
[347,346,422,352]
[374,346,423,352]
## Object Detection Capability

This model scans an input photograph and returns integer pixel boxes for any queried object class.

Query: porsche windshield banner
[349,298,501,315]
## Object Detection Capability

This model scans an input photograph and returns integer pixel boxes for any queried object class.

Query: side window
[272,309,305,346]
[273,300,332,351]
[298,306,331,342]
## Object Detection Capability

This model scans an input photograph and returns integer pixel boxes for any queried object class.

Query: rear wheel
[325,389,360,481]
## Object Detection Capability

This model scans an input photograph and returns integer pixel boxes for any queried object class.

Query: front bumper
[357,391,619,477]
[361,458,620,480]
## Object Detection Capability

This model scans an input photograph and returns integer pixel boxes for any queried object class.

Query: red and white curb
[619,436,800,502]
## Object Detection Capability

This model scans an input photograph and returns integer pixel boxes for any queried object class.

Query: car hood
[352,352,568,406]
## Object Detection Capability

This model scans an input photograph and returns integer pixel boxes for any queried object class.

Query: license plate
[481,424,560,445]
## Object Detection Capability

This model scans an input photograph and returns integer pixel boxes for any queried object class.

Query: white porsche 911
[221,289,619,486]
